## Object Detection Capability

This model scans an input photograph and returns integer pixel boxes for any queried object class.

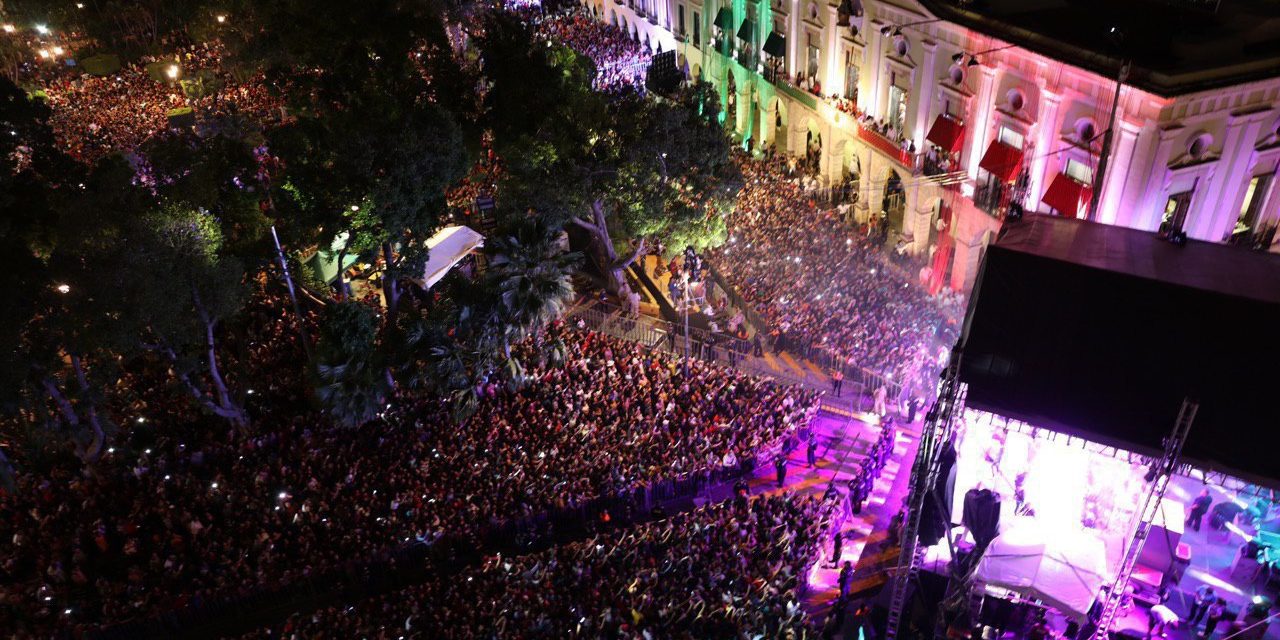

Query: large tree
[128,205,251,428]
[267,94,468,319]
[480,17,741,295]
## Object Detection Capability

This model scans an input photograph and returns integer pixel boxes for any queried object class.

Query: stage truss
[886,351,1203,639]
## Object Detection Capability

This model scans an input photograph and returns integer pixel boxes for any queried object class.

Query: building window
[678,5,686,36]
[693,12,700,48]
[1232,174,1273,243]
[1162,190,1194,234]
[998,126,1024,150]
[887,83,908,133]
[1065,158,1092,184]
[844,51,859,101]
[807,33,820,80]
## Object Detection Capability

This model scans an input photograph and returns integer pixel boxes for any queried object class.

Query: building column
[786,0,799,79]
[1134,127,1179,231]
[865,20,885,117]
[912,40,938,153]
[966,65,998,183]
[825,5,841,93]
[1028,88,1063,210]
[1195,113,1268,242]
[949,232,984,291]
[1098,120,1140,226]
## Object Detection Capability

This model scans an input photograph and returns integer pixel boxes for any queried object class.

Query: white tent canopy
[976,519,1111,619]
[415,225,484,290]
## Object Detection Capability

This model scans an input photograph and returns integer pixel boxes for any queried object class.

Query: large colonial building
[595,0,1280,289]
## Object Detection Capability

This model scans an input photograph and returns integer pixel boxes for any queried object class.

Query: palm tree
[312,300,391,428]
[482,217,581,361]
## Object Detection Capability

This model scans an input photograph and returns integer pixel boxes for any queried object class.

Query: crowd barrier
[571,298,907,407]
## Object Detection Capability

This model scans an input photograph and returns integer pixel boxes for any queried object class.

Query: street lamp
[951,44,1018,67]
[681,271,691,377]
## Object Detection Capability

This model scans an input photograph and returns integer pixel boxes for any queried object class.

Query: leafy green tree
[129,206,250,428]
[267,95,468,319]
[313,300,390,428]
[141,133,273,262]
[482,217,580,357]
[24,157,152,461]
[392,216,579,420]
[479,20,741,295]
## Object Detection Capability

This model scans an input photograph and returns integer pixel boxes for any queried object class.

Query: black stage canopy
[959,214,1280,486]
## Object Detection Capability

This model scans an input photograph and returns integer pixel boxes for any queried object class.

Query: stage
[915,408,1278,639]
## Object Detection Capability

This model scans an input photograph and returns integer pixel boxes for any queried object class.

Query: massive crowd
[524,6,652,92]
[243,492,837,639]
[34,41,282,162]
[707,151,961,387]
[0,312,817,636]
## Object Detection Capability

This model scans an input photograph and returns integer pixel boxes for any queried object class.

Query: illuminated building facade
[593,0,1280,289]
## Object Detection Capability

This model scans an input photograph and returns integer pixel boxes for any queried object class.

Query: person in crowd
[807,431,820,468]
[1147,602,1179,638]
[831,368,845,397]
[1189,584,1216,624]
[838,560,854,600]
[1202,598,1227,638]
[776,454,789,487]
[1187,489,1214,532]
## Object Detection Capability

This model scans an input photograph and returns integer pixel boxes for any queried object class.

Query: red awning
[978,141,1024,183]
[925,115,965,154]
[1040,173,1093,219]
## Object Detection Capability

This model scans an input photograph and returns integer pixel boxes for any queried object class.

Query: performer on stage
[1187,489,1213,532]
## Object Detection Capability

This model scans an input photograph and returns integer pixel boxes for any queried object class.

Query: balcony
[857,125,918,170]
[775,80,818,110]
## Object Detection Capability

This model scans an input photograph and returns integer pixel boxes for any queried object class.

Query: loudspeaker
[962,488,1002,549]
[645,51,681,94]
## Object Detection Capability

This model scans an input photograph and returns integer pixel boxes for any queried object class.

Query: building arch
[883,167,907,232]
[724,69,739,132]
[803,118,823,174]
[766,95,789,153]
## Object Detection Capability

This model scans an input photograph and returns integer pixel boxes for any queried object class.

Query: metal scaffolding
[1089,399,1198,640]
[885,349,965,639]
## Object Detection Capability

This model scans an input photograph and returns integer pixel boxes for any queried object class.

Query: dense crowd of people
[523,6,652,92]
[33,41,281,162]
[0,312,816,636]
[707,151,961,387]
[243,492,837,639]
